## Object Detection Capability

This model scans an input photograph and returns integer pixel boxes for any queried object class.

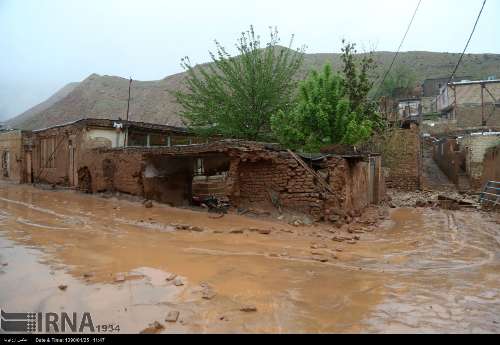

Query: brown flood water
[0,182,499,333]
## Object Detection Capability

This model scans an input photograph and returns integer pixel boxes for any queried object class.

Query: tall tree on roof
[174,26,305,141]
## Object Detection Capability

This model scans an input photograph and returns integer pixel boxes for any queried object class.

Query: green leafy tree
[340,40,380,127]
[174,26,305,140]
[271,64,373,152]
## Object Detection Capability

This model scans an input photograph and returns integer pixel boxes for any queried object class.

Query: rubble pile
[387,189,480,210]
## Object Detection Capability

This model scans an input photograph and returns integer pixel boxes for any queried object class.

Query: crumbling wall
[323,157,379,223]
[78,141,386,223]
[462,134,500,189]
[142,157,193,206]
[0,130,24,183]
[433,138,465,185]
[482,145,500,187]
[375,126,421,190]
[236,156,324,218]
[81,149,144,196]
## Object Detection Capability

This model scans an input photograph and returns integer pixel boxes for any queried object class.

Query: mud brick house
[0,129,32,183]
[15,118,385,221]
[79,140,385,222]
[433,131,500,191]
[436,79,500,128]
[29,118,197,188]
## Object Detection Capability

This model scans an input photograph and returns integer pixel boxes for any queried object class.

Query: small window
[171,136,191,146]
[190,136,208,145]
[127,131,148,146]
[194,158,204,175]
[1,151,9,177]
[150,133,169,146]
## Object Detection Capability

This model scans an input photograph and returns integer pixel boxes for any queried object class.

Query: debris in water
[165,311,180,322]
[208,213,224,219]
[311,243,327,249]
[173,278,184,286]
[114,273,126,283]
[166,273,177,282]
[240,305,257,312]
[140,321,164,334]
[189,226,204,232]
[312,256,329,263]
[202,289,217,300]
[152,321,163,329]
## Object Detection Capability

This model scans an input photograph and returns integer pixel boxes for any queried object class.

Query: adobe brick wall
[382,127,421,191]
[0,130,24,183]
[482,145,500,187]
[461,134,500,189]
[456,105,500,128]
[81,149,144,195]
[85,142,385,223]
[433,138,464,185]
[237,157,324,217]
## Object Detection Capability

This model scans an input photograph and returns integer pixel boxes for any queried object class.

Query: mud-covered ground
[0,182,499,334]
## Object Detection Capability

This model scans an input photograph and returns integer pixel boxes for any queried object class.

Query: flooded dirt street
[0,182,499,333]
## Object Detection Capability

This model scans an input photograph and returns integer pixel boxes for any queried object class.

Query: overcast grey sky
[1,0,499,120]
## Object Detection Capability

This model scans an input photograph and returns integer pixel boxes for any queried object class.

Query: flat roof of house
[448,79,500,86]
[97,139,379,159]
[398,98,421,103]
[423,76,472,82]
[32,118,189,134]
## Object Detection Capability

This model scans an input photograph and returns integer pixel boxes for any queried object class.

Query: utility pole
[124,77,132,147]
[126,77,132,121]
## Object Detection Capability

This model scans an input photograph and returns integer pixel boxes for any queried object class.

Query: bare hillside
[6,51,500,130]
[7,73,187,130]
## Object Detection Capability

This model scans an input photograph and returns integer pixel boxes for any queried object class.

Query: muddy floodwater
[0,182,499,333]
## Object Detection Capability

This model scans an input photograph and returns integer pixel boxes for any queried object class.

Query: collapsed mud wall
[234,154,324,218]
[79,141,385,222]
